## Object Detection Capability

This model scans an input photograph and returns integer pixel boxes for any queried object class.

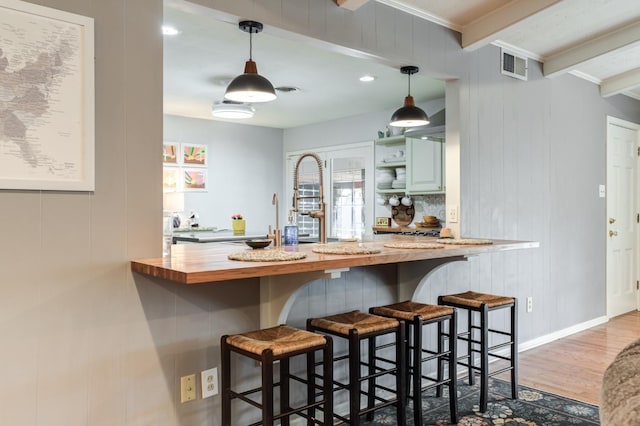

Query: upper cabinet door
[406,139,443,193]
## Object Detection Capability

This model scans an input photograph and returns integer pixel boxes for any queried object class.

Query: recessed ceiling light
[359,75,376,82]
[162,25,180,36]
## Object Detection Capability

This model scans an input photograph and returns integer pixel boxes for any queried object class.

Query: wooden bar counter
[131,234,537,284]
[132,235,538,327]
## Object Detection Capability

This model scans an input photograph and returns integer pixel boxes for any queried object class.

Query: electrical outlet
[526,297,533,313]
[201,367,218,399]
[447,205,458,223]
[599,184,606,198]
[180,374,196,403]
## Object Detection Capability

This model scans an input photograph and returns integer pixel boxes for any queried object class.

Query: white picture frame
[0,0,95,191]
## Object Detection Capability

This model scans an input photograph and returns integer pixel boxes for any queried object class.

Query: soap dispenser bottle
[284,210,299,246]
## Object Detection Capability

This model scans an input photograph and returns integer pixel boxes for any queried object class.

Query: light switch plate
[599,184,606,198]
[180,374,196,403]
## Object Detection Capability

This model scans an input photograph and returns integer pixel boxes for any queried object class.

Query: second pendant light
[390,66,430,128]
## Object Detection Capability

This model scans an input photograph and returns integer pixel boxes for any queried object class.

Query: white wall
[283,98,445,152]
[164,114,283,231]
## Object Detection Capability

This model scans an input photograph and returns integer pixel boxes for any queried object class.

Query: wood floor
[513,310,640,405]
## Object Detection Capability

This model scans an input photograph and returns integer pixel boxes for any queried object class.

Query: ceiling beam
[335,0,371,11]
[600,68,640,98]
[462,0,563,51]
[544,21,640,78]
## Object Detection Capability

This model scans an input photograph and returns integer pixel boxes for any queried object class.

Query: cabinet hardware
[609,217,616,224]
[609,230,618,237]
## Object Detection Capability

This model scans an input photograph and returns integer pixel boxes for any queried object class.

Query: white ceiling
[163,1,445,129]
[163,0,640,129]
[376,0,640,98]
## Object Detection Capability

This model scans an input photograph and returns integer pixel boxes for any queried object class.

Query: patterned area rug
[365,378,600,425]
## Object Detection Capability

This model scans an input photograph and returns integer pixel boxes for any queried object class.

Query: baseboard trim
[518,315,609,353]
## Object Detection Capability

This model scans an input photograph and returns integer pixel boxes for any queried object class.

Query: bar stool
[307,310,406,425]
[370,301,458,426]
[221,325,333,426]
[438,291,518,412]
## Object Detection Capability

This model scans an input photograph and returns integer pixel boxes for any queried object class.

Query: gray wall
[1,1,639,426]
[164,114,283,231]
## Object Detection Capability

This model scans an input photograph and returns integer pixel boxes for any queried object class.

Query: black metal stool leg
[366,334,376,421]
[349,329,361,426]
[306,349,315,425]
[479,304,489,413]
[322,339,334,426]
[281,356,290,426]
[405,322,412,401]
[396,322,407,425]
[436,318,444,398]
[412,318,423,426]
[262,349,275,425]
[221,336,231,426]
[511,300,519,400]
[467,310,475,385]
[449,311,458,423]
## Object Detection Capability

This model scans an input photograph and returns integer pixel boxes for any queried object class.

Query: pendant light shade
[390,66,429,127]
[224,21,277,103]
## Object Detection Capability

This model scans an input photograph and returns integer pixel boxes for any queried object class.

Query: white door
[286,143,374,240]
[606,116,640,317]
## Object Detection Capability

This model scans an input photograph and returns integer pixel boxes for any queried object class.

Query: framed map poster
[0,0,95,191]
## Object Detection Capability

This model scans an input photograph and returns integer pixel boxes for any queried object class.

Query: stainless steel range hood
[403,108,445,142]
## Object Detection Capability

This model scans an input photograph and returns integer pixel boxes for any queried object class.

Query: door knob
[609,218,616,224]
[609,230,618,237]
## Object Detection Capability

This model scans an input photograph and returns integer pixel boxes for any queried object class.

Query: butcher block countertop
[131,235,538,285]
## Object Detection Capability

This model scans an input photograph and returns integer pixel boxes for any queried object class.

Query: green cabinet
[375,136,444,194]
[406,138,443,193]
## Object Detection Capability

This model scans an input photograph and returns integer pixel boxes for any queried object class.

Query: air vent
[275,86,301,93]
[501,49,527,81]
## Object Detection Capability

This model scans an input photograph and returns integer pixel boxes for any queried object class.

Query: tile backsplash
[413,194,446,221]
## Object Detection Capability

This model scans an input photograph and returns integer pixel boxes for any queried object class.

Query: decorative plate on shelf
[391,204,414,226]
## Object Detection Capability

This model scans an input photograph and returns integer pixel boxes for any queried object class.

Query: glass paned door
[286,143,374,241]
[331,157,366,239]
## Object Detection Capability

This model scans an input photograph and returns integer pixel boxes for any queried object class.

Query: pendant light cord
[407,71,411,96]
[249,27,253,61]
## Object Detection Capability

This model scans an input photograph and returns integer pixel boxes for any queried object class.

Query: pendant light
[389,66,429,127]
[224,21,277,103]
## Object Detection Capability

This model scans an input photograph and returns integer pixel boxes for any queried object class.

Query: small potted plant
[231,213,245,234]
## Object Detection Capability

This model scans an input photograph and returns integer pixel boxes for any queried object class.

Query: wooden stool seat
[226,325,327,356]
[371,301,458,426]
[439,291,514,309]
[221,325,333,425]
[372,300,454,321]
[309,310,400,336]
[308,310,405,425]
[439,291,518,413]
